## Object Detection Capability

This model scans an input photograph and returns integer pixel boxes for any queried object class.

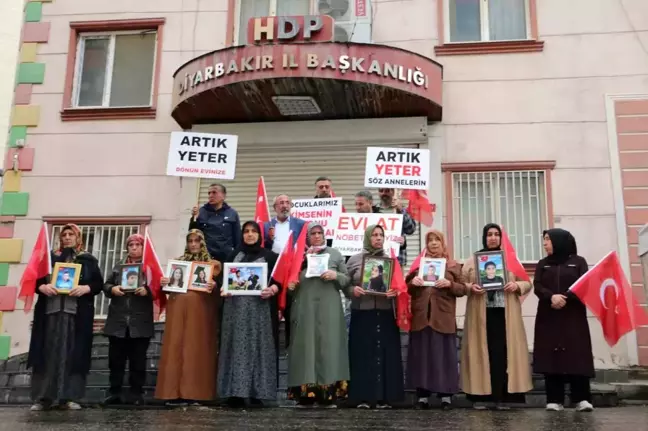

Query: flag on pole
[500,227,531,282]
[287,226,309,286]
[19,222,51,312]
[143,228,167,317]
[390,248,411,331]
[569,251,648,347]
[402,189,435,226]
[273,231,295,311]
[255,177,271,244]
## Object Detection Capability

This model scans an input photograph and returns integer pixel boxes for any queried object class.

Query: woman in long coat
[28,224,104,411]
[218,221,281,408]
[406,230,465,410]
[287,222,349,407]
[155,229,221,408]
[461,223,533,410]
[346,224,404,409]
[533,228,594,412]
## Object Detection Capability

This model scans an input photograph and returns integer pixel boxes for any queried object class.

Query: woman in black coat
[532,228,594,412]
[28,224,104,411]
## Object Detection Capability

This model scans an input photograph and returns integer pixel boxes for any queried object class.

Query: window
[48,220,148,318]
[450,170,549,262]
[236,0,311,44]
[62,19,165,121]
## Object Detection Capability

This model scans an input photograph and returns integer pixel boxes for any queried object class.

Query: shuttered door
[197,141,422,271]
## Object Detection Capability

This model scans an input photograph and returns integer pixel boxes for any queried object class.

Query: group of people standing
[24,178,595,413]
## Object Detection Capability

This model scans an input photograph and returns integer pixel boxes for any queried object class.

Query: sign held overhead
[364,147,430,190]
[167,132,238,180]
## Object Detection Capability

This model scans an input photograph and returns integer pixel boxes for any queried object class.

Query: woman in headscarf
[218,221,281,408]
[286,222,350,408]
[460,223,533,410]
[533,228,594,412]
[27,224,104,411]
[346,224,404,409]
[405,230,465,410]
[155,229,221,408]
[103,234,158,406]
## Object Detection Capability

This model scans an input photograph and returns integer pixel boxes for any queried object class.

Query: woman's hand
[261,284,279,299]
[411,276,424,287]
[70,285,91,297]
[352,286,365,298]
[288,282,297,291]
[435,278,451,289]
[471,283,485,295]
[134,287,147,296]
[320,270,337,281]
[504,282,520,294]
[206,280,216,293]
[551,294,567,309]
[386,289,398,298]
[220,286,233,297]
[38,284,57,296]
[160,277,170,286]
[111,286,125,297]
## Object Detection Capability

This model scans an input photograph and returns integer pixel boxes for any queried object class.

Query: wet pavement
[2,406,648,430]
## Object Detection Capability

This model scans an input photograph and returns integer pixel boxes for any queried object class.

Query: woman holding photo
[406,230,465,410]
[346,224,404,409]
[168,267,184,289]
[461,223,532,410]
[27,224,104,411]
[156,229,221,408]
[287,222,350,408]
[218,221,281,408]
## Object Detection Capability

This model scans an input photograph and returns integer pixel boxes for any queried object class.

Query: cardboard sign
[332,213,403,256]
[290,197,343,239]
[166,132,238,179]
[364,147,429,190]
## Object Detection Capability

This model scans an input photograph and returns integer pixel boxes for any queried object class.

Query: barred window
[451,170,548,262]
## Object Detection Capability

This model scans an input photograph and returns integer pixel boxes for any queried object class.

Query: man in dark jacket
[190,183,241,263]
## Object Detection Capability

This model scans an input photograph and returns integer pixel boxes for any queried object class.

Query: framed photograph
[190,262,214,292]
[52,262,81,294]
[163,260,191,294]
[119,263,142,292]
[223,262,268,296]
[306,253,329,278]
[418,258,446,287]
[361,255,394,296]
[475,251,508,291]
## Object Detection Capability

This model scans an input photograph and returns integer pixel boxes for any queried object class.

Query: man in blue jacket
[189,183,241,263]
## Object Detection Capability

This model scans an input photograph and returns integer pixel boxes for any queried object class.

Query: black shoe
[225,397,246,408]
[130,395,145,406]
[249,398,264,408]
[103,395,122,406]
[415,401,430,410]
[441,401,452,410]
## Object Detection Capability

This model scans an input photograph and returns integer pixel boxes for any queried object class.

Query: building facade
[1,0,648,370]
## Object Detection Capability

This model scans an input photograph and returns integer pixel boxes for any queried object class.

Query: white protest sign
[364,147,430,190]
[332,212,404,256]
[290,197,343,239]
[166,132,238,179]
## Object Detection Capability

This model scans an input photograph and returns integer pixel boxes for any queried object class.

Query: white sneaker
[545,403,564,411]
[473,402,489,410]
[65,401,82,410]
[576,401,593,412]
[30,403,44,411]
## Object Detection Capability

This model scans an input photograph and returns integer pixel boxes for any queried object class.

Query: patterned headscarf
[179,229,212,262]
[54,224,85,257]
[125,233,145,264]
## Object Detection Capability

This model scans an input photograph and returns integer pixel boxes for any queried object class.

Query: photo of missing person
[361,256,393,295]
[418,258,447,287]
[475,251,507,290]
[119,264,141,291]
[306,253,330,278]
[163,260,191,293]
[52,262,81,293]
[189,262,214,292]
[223,263,268,296]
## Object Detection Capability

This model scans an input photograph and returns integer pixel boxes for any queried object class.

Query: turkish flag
[255,177,271,244]
[287,225,308,286]
[143,228,167,318]
[273,231,294,311]
[569,251,648,347]
[402,189,435,226]
[19,222,51,312]
[390,248,411,331]
[500,227,531,282]
[330,189,346,212]
[407,248,427,276]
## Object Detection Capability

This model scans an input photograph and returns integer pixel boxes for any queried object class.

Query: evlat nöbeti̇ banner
[364,147,430,190]
[167,131,238,179]
[290,197,343,239]
[332,212,403,256]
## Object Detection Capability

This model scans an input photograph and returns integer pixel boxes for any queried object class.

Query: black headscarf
[543,228,577,264]
[479,223,502,252]
[235,221,265,262]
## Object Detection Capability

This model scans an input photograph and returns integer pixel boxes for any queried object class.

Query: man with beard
[377,188,416,266]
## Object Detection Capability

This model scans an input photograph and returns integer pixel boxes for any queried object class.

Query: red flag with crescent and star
[569,251,648,347]
[254,176,271,244]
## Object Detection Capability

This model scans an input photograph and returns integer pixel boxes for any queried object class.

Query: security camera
[14,139,25,148]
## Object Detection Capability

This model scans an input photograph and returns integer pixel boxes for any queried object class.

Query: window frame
[232,0,315,45]
[442,161,555,269]
[61,18,165,122]
[436,0,543,56]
